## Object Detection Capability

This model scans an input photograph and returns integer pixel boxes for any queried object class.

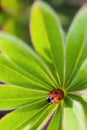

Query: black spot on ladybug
[55,92,58,94]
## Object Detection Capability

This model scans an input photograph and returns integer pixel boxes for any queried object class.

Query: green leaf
[0,54,52,91]
[64,101,86,130]
[29,105,57,130]
[68,94,87,104]
[0,85,47,109]
[0,56,51,91]
[0,100,48,130]
[64,95,73,107]
[0,32,56,88]
[15,105,50,130]
[65,6,87,87]
[16,105,56,130]
[48,104,62,130]
[68,59,87,91]
[1,0,21,14]
[30,1,64,87]
[68,94,87,117]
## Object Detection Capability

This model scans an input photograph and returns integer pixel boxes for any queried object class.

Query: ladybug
[47,89,64,104]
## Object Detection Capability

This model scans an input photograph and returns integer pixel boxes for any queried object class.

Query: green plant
[0,1,87,130]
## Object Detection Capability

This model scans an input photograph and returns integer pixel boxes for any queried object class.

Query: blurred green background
[0,0,87,47]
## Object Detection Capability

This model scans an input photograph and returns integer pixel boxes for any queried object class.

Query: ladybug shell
[47,89,64,104]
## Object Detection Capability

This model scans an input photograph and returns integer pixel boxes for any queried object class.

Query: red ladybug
[47,89,64,104]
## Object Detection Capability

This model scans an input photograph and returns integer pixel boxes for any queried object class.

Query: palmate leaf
[0,56,51,91]
[64,95,73,108]
[0,1,87,130]
[64,101,86,130]
[0,32,56,88]
[29,105,57,130]
[30,1,64,87]
[0,100,51,130]
[68,59,87,91]
[15,106,52,130]
[0,85,47,109]
[65,5,87,88]
[48,104,62,130]
[68,94,87,117]
[0,54,53,91]
[15,104,57,130]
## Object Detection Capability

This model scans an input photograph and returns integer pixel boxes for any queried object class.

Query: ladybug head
[47,97,54,104]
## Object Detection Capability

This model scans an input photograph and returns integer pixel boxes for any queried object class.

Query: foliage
[0,1,87,130]
[0,0,79,43]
